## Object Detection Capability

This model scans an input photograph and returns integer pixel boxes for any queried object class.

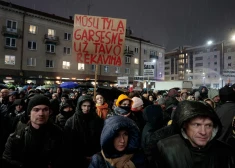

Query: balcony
[44,34,60,45]
[124,49,134,56]
[150,54,159,59]
[1,26,22,38]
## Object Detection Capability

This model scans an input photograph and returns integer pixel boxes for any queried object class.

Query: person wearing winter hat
[180,89,188,101]
[208,89,220,108]
[114,94,133,117]
[2,95,64,168]
[95,93,111,120]
[131,97,145,132]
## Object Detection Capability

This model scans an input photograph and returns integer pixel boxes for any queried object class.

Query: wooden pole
[94,64,98,97]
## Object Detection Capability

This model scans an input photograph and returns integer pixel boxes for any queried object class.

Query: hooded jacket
[64,95,103,168]
[89,116,145,168]
[155,101,235,168]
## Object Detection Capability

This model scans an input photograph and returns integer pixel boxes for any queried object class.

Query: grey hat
[208,89,219,99]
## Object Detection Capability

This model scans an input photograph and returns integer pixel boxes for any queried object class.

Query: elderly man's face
[185,117,213,148]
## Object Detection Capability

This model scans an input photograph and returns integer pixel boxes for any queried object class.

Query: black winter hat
[27,95,50,115]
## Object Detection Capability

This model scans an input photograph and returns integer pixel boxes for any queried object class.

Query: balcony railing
[150,54,159,59]
[44,34,60,45]
[124,50,134,56]
[1,26,22,38]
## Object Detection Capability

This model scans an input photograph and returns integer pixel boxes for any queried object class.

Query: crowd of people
[0,84,235,168]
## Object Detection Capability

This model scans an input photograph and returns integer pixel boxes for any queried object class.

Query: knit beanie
[208,89,219,99]
[27,95,50,115]
[116,94,133,107]
[131,97,143,108]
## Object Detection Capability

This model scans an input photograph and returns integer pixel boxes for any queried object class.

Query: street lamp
[207,40,213,45]
[231,35,235,41]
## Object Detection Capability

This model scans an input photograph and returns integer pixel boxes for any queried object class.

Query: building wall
[0,3,165,84]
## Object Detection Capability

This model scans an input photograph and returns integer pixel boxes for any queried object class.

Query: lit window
[28,41,37,50]
[134,58,139,64]
[48,29,55,36]
[5,55,15,65]
[29,25,37,34]
[78,63,84,71]
[27,58,36,66]
[62,61,70,69]
[46,44,55,53]
[5,37,16,47]
[46,60,54,68]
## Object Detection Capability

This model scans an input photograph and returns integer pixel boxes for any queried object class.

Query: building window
[28,41,37,50]
[126,45,129,51]
[91,64,96,71]
[104,66,109,73]
[5,55,15,65]
[135,47,139,53]
[63,47,71,55]
[62,61,70,69]
[5,37,16,47]
[29,25,37,34]
[27,58,36,66]
[228,56,231,59]
[195,57,203,61]
[228,63,231,67]
[125,68,130,74]
[134,69,138,76]
[115,67,120,74]
[214,62,217,65]
[64,33,71,40]
[171,77,174,80]
[134,58,139,64]
[144,49,147,54]
[78,63,84,70]
[46,44,55,53]
[46,60,54,68]
[125,56,131,64]
[6,20,17,32]
[48,29,55,36]
[195,63,203,67]
[214,55,217,58]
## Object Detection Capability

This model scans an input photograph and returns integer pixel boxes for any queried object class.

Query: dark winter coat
[216,102,235,141]
[89,116,145,168]
[64,95,103,168]
[2,122,64,168]
[155,101,235,168]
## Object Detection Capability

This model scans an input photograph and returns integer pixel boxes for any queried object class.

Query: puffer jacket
[64,95,103,168]
[89,116,145,168]
[155,101,235,168]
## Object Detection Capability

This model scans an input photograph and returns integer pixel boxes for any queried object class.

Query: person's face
[185,117,213,148]
[149,96,153,101]
[120,100,131,107]
[96,95,104,105]
[114,130,128,152]
[213,96,220,103]
[81,101,91,114]
[57,88,61,93]
[181,93,188,100]
[202,88,206,93]
[63,106,73,112]
[30,105,50,128]
[61,97,67,103]
[9,95,16,102]
[1,89,9,98]
[15,105,23,112]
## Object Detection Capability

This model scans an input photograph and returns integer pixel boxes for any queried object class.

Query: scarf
[101,150,135,168]
[96,103,109,119]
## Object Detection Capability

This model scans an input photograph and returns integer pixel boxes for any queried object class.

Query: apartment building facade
[0,1,165,85]
[165,42,235,89]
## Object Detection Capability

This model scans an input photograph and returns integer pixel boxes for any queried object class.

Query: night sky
[5,0,235,51]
